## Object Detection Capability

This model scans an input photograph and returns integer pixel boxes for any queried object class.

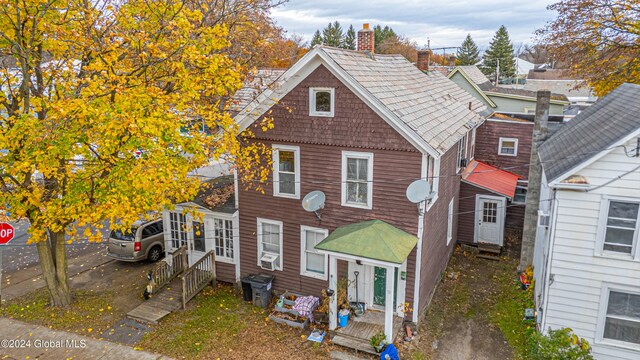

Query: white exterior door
[475,195,506,246]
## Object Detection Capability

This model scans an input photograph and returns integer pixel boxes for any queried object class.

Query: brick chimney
[417,49,431,71]
[357,23,375,53]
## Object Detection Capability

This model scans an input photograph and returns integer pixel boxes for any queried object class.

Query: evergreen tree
[343,24,356,50]
[322,21,343,47]
[482,25,516,82]
[310,30,323,47]
[457,34,480,66]
[373,25,397,52]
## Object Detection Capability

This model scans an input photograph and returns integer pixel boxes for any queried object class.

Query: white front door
[475,195,506,246]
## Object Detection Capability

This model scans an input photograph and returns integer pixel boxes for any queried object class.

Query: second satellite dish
[406,179,433,203]
[302,191,325,219]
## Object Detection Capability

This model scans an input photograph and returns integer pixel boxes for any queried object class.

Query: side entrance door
[372,267,398,307]
[475,195,506,246]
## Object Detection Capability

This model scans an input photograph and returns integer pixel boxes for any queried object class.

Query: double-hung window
[309,88,335,117]
[214,218,234,261]
[498,137,518,156]
[300,226,328,280]
[601,199,640,255]
[341,151,373,209]
[457,134,468,170]
[257,218,283,270]
[600,287,640,346]
[513,180,528,204]
[447,198,454,245]
[169,212,187,249]
[272,145,300,198]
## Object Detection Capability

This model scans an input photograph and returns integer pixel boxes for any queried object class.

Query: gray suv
[107,220,165,262]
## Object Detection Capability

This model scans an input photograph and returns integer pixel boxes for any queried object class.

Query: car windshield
[110,227,137,241]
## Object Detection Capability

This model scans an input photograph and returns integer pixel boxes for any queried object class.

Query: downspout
[540,189,559,332]
[412,154,429,323]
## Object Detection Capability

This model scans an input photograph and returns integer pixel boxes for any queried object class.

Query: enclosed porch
[315,219,417,352]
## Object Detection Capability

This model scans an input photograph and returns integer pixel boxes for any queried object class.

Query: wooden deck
[126,277,183,324]
[332,310,403,355]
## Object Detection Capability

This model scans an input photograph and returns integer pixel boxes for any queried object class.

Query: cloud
[271,0,557,49]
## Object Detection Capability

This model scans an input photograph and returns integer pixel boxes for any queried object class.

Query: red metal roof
[462,160,521,199]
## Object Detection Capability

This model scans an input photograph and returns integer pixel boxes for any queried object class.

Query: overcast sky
[271,0,558,51]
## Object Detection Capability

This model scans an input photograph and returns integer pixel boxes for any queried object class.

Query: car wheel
[147,246,163,262]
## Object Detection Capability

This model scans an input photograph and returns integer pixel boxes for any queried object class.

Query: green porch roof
[314,220,418,264]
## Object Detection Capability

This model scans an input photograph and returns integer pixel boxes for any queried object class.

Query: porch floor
[332,310,403,355]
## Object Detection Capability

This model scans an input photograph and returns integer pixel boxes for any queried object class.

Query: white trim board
[233,47,441,158]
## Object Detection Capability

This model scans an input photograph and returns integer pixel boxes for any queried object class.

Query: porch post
[384,265,395,342]
[329,255,338,331]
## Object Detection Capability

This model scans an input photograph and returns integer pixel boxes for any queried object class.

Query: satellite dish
[406,179,433,203]
[302,191,325,220]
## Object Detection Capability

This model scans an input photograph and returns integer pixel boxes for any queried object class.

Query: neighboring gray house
[448,66,568,121]
[533,83,640,360]
[524,69,597,106]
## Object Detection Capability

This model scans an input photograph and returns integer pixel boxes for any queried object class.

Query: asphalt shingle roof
[321,47,486,153]
[539,83,640,183]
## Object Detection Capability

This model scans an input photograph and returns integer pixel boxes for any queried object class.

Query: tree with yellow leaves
[538,0,640,95]
[0,0,270,306]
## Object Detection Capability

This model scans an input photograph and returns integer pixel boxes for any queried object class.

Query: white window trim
[447,198,454,245]
[498,137,519,157]
[300,226,329,280]
[513,180,528,205]
[456,134,468,172]
[213,215,235,264]
[596,283,640,351]
[257,218,284,271]
[426,156,440,211]
[341,151,374,210]
[470,128,476,160]
[595,196,640,260]
[309,87,335,117]
[272,144,300,199]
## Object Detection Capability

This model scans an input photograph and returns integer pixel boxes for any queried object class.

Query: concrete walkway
[0,318,173,359]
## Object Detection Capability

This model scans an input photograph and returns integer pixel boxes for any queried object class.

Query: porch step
[330,349,373,359]
[476,253,501,261]
[331,335,378,356]
[477,242,502,254]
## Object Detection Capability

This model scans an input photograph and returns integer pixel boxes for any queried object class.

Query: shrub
[528,328,594,360]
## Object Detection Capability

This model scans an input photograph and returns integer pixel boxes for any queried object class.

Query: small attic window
[309,88,334,117]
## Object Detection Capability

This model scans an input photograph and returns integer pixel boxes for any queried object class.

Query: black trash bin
[248,274,274,308]
[240,275,256,302]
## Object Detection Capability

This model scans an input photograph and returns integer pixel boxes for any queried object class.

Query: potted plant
[369,331,387,353]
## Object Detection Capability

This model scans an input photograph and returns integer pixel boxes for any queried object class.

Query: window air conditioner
[260,253,279,271]
[537,210,550,227]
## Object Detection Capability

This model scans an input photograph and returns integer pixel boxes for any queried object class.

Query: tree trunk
[36,229,72,307]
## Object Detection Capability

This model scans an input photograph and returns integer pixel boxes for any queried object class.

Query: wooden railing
[181,250,216,309]
[148,246,187,294]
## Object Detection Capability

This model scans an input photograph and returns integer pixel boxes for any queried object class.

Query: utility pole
[519,90,551,272]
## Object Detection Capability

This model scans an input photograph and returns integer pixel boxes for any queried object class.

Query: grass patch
[139,284,329,360]
[0,289,120,336]
[488,273,535,359]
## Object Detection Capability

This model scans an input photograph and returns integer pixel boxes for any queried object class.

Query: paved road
[2,220,110,274]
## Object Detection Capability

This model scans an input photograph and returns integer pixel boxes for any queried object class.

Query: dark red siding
[474,119,533,179]
[215,262,236,283]
[457,181,525,245]
[418,146,460,313]
[238,65,422,309]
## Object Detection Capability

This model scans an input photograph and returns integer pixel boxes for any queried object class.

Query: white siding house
[534,83,640,359]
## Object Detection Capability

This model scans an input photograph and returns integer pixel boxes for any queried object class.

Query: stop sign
[0,223,15,245]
